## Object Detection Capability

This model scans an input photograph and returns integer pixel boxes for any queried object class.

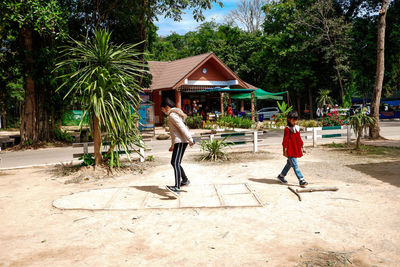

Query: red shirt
[282,125,303,158]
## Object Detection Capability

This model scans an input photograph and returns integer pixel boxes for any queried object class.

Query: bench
[73,139,151,163]
[197,131,264,153]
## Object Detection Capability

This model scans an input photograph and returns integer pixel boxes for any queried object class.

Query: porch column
[175,90,182,109]
[220,92,224,116]
[240,100,244,112]
[251,92,255,122]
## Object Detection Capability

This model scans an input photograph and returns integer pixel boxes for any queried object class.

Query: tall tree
[370,0,390,139]
[3,0,67,144]
[227,0,266,33]
[298,0,352,105]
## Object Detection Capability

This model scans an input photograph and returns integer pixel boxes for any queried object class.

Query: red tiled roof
[147,53,212,91]
[146,52,256,91]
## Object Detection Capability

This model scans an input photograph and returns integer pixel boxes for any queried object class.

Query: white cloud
[155,3,235,36]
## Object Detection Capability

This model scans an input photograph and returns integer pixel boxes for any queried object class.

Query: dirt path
[0,145,399,266]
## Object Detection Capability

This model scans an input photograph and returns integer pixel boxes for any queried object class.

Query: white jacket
[167,108,193,146]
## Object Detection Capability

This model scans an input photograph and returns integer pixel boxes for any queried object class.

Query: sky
[155,1,238,36]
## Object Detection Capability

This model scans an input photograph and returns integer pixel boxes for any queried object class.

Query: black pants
[171,143,188,188]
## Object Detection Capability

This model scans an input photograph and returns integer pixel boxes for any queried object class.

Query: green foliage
[104,151,121,169]
[56,29,148,167]
[349,108,375,150]
[185,115,203,129]
[4,0,68,38]
[79,154,95,167]
[216,116,253,129]
[53,127,75,143]
[320,111,346,127]
[298,120,320,128]
[200,138,230,161]
[316,89,334,108]
[145,155,154,162]
[274,101,292,127]
[23,139,33,146]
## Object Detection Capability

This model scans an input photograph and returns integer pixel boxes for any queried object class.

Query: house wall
[152,90,162,124]
[188,59,234,81]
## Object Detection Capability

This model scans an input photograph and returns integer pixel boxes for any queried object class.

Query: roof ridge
[166,52,212,63]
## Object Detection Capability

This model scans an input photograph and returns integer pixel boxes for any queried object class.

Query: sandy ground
[0,144,400,266]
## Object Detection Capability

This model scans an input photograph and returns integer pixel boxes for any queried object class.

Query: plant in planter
[349,108,375,150]
[274,101,292,127]
[200,137,230,161]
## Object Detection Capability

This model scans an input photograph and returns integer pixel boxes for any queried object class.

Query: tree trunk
[93,115,102,166]
[296,92,301,118]
[356,128,362,150]
[335,66,345,106]
[308,84,314,119]
[370,0,390,139]
[20,27,37,144]
[1,103,6,129]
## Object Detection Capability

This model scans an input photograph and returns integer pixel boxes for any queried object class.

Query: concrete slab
[53,183,263,211]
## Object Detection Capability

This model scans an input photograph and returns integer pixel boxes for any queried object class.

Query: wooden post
[253,131,258,153]
[313,127,317,147]
[175,90,182,109]
[286,91,290,106]
[220,92,224,116]
[347,125,351,144]
[251,92,255,121]
[240,100,244,112]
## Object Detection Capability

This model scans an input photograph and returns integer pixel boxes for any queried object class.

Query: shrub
[319,111,347,126]
[79,154,95,166]
[349,108,375,150]
[216,116,254,129]
[53,127,75,143]
[298,120,320,128]
[200,138,230,161]
[203,120,216,129]
[185,115,203,129]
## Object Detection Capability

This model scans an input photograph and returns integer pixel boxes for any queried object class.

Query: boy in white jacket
[161,98,194,197]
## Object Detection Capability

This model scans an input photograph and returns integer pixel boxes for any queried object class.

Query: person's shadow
[131,185,187,200]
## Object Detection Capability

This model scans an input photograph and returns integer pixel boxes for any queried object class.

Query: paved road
[0,121,399,169]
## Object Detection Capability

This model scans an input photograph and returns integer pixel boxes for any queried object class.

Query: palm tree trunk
[356,128,362,150]
[93,116,102,166]
[370,0,390,139]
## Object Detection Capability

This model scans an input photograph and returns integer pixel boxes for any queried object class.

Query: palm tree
[56,29,148,167]
[316,89,334,108]
[349,108,375,150]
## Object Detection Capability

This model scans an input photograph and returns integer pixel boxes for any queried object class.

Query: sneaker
[277,175,288,184]
[181,180,191,186]
[166,185,180,197]
[299,179,308,188]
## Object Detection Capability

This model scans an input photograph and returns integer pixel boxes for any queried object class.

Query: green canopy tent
[231,89,285,100]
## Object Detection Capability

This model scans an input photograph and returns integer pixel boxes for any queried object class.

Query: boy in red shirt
[277,111,308,187]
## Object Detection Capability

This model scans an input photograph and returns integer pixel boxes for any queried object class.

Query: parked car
[257,107,280,120]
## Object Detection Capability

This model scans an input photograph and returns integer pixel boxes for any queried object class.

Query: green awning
[189,87,255,93]
[231,89,285,100]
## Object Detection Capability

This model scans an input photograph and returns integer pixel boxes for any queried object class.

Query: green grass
[326,142,400,157]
